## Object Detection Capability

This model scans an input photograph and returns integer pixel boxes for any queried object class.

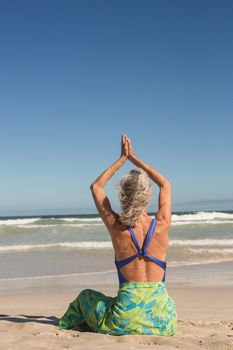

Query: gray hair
[118,168,152,227]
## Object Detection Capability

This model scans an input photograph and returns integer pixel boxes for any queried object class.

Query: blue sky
[0,0,233,215]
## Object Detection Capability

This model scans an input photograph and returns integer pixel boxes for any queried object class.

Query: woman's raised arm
[90,134,128,229]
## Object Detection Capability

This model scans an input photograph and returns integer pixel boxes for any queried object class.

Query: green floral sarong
[58,282,177,336]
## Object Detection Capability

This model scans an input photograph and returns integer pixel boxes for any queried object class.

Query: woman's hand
[120,134,129,160]
[125,135,136,161]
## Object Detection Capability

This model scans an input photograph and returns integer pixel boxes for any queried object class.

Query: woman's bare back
[110,212,169,283]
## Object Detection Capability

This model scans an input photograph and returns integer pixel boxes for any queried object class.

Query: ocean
[0,211,233,292]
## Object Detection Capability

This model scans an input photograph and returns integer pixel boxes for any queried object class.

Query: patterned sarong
[58,282,177,336]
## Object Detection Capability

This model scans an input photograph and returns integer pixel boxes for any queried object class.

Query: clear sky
[0,0,233,216]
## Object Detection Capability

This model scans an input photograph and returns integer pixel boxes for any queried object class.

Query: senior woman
[58,134,177,335]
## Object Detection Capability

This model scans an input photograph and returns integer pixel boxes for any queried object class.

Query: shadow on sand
[0,313,59,325]
[0,314,93,332]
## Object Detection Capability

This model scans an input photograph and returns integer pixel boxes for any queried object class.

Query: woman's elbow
[90,183,95,192]
[162,180,171,190]
[90,182,100,193]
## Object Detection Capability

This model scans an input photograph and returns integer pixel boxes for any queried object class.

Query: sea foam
[0,241,113,252]
[0,211,232,227]
[172,211,233,223]
[0,238,233,252]
[0,218,40,226]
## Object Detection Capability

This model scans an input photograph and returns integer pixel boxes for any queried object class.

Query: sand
[0,286,233,350]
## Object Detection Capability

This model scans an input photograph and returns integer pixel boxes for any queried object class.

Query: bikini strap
[128,218,156,255]
[142,219,157,251]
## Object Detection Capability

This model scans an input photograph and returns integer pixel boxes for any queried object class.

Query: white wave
[18,223,103,229]
[55,217,102,223]
[0,217,102,227]
[63,223,103,227]
[172,211,233,224]
[0,241,113,252]
[187,248,233,254]
[172,220,233,226]
[1,238,232,253]
[170,239,233,247]
[18,224,60,228]
[0,269,116,281]
[0,211,232,227]
[169,257,233,266]
[0,218,40,226]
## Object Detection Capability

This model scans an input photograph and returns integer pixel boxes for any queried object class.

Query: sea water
[0,211,232,290]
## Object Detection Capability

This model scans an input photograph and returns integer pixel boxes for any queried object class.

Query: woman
[58,134,177,335]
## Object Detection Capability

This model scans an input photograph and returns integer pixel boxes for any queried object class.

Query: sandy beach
[1,213,233,349]
[0,283,232,350]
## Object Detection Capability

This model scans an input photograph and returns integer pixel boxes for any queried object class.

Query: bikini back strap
[142,219,157,251]
[115,253,139,269]
[128,226,141,252]
[146,254,167,269]
[128,218,157,255]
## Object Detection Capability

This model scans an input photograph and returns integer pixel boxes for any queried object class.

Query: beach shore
[0,212,233,349]
[0,282,232,350]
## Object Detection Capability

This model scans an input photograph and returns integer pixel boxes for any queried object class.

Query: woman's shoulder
[107,215,127,236]
[155,217,171,231]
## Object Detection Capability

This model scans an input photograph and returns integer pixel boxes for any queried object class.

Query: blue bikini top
[114,218,167,285]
